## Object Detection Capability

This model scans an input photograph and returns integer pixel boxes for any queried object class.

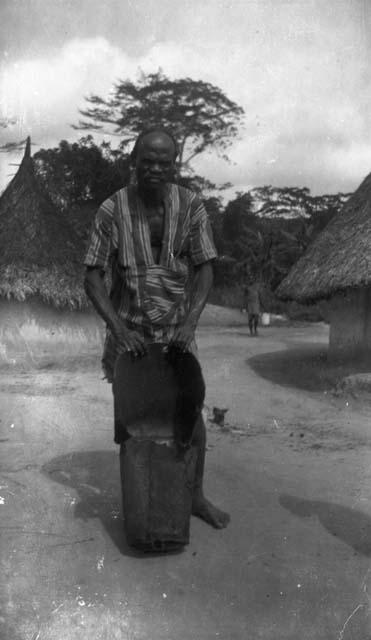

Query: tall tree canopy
[73,71,244,172]
[250,185,350,223]
[216,187,351,289]
[34,136,130,209]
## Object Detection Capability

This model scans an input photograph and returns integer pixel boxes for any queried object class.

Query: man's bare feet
[192,491,230,529]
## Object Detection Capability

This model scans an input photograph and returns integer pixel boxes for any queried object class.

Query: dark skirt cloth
[112,343,205,448]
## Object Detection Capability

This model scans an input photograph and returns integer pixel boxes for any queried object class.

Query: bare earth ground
[1,312,371,639]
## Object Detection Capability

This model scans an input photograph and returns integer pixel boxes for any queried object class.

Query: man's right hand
[112,323,147,358]
[84,268,147,358]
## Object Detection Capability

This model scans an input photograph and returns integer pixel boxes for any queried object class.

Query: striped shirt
[84,183,217,379]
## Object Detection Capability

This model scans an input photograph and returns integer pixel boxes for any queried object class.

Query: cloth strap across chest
[114,186,188,327]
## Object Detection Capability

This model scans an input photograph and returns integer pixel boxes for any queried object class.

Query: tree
[219,191,314,288]
[250,185,350,228]
[0,116,16,130]
[233,186,352,287]
[0,118,22,153]
[34,136,130,209]
[176,173,217,197]
[73,70,244,174]
[251,185,314,219]
[222,192,256,246]
[0,138,28,152]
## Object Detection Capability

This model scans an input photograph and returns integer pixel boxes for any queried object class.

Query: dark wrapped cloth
[113,343,205,551]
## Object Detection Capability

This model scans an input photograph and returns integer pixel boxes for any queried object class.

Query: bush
[209,285,243,308]
[210,284,330,324]
[285,300,329,322]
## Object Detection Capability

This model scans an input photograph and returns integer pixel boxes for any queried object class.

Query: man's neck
[137,183,167,206]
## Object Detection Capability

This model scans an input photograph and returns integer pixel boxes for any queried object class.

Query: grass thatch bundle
[0,263,89,309]
[277,172,371,303]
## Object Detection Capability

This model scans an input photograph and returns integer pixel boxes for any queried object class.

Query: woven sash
[113,187,188,327]
[142,264,187,326]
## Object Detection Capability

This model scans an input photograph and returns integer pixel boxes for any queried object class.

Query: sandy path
[1,322,371,639]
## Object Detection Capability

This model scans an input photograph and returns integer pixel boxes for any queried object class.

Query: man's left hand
[169,321,196,352]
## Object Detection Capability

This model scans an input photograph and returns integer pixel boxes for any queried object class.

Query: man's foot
[192,492,230,529]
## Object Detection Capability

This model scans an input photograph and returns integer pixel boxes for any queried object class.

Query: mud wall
[329,287,371,362]
[0,298,104,366]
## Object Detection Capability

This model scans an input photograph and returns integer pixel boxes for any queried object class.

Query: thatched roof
[0,138,88,308]
[277,173,371,303]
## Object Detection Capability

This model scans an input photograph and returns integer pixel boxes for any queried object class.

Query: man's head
[131,128,178,190]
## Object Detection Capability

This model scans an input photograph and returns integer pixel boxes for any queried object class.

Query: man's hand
[168,261,213,353]
[169,321,196,352]
[84,267,147,358]
[112,322,147,358]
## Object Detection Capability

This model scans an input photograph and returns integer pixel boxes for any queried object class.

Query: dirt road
[1,321,371,639]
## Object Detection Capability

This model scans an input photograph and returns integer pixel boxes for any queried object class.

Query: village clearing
[1,309,371,640]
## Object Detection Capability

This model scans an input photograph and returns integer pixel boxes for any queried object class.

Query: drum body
[113,344,200,552]
[120,439,197,551]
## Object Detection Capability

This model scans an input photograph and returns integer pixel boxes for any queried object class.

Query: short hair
[130,127,179,163]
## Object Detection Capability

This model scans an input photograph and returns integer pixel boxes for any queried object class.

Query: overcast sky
[0,0,370,197]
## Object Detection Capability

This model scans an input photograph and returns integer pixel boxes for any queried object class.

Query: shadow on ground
[280,493,371,557]
[0,354,101,375]
[249,344,371,392]
[42,450,184,559]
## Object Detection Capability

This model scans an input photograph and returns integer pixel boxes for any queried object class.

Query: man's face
[135,132,176,189]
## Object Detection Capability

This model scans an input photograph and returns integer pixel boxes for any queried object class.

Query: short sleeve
[83,197,117,271]
[189,194,218,265]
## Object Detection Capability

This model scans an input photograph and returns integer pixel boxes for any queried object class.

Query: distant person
[244,281,264,336]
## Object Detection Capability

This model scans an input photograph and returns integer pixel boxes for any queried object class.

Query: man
[84,127,229,529]
[244,281,263,336]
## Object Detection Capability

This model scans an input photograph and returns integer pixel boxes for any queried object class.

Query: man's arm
[169,191,216,351]
[169,261,213,351]
[84,266,146,356]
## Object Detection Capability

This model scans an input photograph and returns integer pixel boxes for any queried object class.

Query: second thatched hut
[277,172,371,362]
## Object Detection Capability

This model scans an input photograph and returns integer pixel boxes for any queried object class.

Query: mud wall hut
[277,172,371,362]
[0,138,104,367]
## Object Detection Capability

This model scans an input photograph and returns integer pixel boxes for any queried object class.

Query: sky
[0,0,370,197]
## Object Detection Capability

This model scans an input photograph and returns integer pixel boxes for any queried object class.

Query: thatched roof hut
[277,174,371,302]
[278,173,371,361]
[0,137,87,309]
[0,138,103,366]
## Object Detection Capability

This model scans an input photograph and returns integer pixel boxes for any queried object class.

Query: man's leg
[191,414,230,529]
[248,314,254,336]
